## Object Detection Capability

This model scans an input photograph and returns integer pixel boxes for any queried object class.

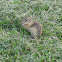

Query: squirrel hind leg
[31,35,35,39]
[31,35,38,39]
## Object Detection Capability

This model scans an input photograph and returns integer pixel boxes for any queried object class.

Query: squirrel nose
[21,22,24,27]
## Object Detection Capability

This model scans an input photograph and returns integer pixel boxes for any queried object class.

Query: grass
[0,0,62,62]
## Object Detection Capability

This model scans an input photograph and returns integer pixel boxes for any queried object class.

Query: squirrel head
[21,17,33,28]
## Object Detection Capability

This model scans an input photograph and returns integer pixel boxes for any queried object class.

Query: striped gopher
[21,17,42,38]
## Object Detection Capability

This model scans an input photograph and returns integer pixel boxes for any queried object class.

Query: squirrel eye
[26,20,28,21]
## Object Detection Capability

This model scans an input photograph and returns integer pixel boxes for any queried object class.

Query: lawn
[0,0,62,62]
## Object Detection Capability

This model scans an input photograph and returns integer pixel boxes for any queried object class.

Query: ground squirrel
[21,17,42,38]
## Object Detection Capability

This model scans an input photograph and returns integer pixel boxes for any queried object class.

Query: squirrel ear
[28,17,31,21]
